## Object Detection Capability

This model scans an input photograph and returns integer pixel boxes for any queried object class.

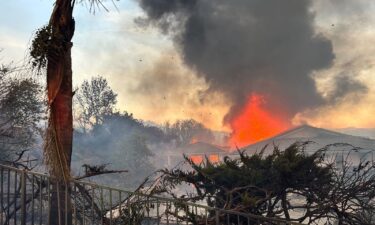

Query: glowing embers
[229,94,291,148]
[189,155,203,164]
[189,154,220,164]
[190,137,198,144]
[209,154,220,163]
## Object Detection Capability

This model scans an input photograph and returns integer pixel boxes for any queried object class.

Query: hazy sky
[1,0,375,131]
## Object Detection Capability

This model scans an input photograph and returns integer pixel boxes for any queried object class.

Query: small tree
[316,145,375,225]
[75,76,117,132]
[164,119,215,146]
[0,75,44,164]
[1,79,44,127]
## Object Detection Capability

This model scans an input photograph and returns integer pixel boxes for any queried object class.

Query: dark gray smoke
[137,0,335,122]
[330,74,368,102]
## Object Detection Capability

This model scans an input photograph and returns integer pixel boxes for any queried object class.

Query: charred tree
[46,1,75,225]
[30,0,75,224]
[29,1,115,224]
[46,0,75,184]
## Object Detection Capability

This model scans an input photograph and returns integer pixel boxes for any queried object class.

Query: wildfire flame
[229,94,291,148]
[190,137,199,144]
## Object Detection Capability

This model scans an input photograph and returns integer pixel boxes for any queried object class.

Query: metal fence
[0,164,303,225]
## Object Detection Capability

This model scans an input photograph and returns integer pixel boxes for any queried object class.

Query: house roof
[240,125,375,154]
[175,142,226,155]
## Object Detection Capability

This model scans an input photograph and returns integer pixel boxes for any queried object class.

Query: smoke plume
[136,0,335,123]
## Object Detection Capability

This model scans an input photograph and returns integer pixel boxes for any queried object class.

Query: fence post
[20,170,26,225]
[215,210,219,225]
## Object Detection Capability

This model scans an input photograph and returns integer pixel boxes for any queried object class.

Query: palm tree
[31,1,115,224]
[45,0,75,184]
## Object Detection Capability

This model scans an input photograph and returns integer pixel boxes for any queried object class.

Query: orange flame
[190,155,203,164]
[189,154,220,164]
[190,137,199,144]
[229,94,291,148]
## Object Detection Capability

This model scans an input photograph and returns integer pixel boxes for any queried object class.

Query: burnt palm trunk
[45,1,75,224]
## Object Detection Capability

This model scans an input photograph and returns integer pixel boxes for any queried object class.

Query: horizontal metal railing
[0,164,304,225]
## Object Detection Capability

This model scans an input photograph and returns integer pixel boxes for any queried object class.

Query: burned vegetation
[151,143,375,225]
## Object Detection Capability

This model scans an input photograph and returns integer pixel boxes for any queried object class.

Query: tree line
[0,61,216,187]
